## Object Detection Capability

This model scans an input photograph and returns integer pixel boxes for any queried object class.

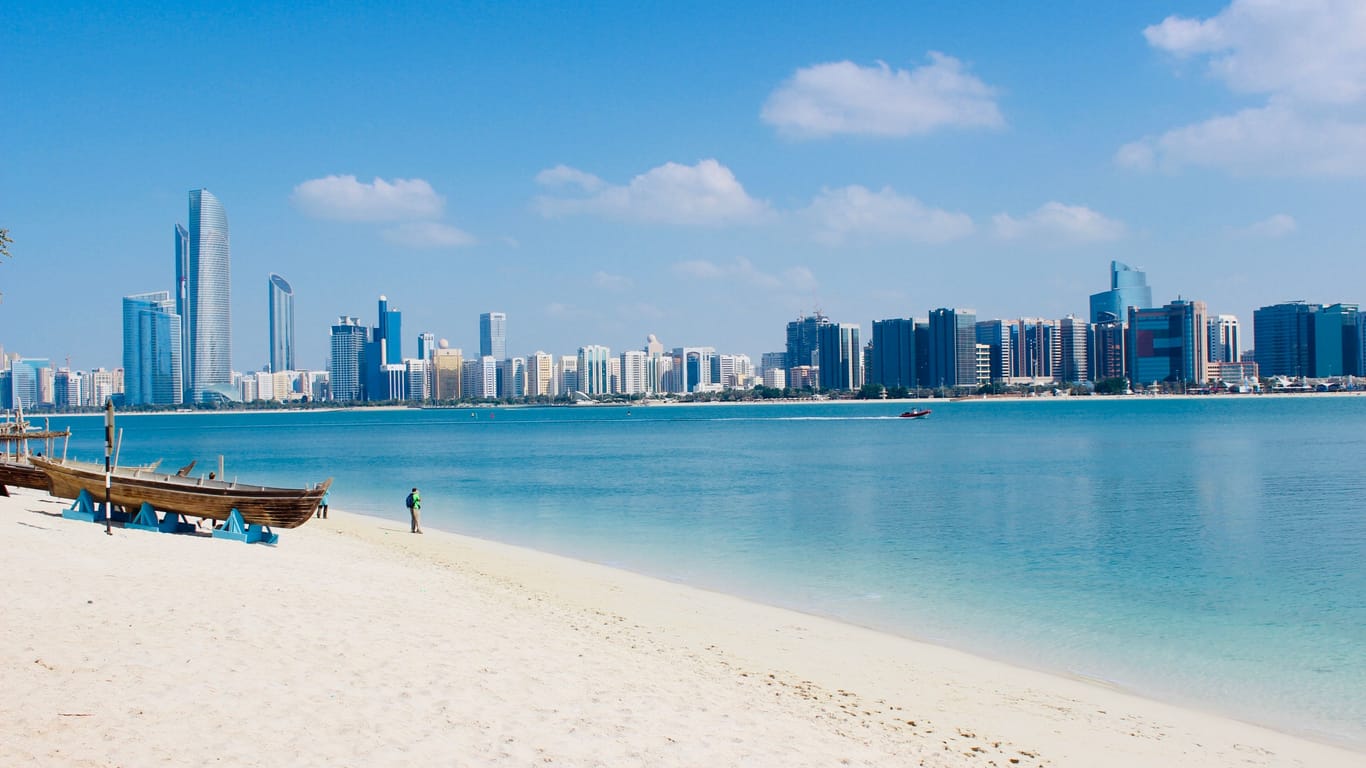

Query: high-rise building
[1253,302,1318,378]
[185,189,233,403]
[1207,314,1241,364]
[122,291,183,406]
[5,358,51,410]
[268,273,294,373]
[480,312,507,360]
[1091,317,1126,382]
[620,350,649,395]
[785,312,829,372]
[974,320,1010,383]
[329,316,369,401]
[1058,315,1090,384]
[432,343,464,400]
[578,345,612,395]
[1128,299,1207,386]
[376,295,402,365]
[928,308,978,389]
[1313,304,1361,377]
[1089,261,1153,324]
[817,322,862,391]
[871,318,918,389]
[558,355,579,396]
[174,224,191,393]
[417,332,436,361]
[528,351,555,397]
[1011,318,1058,380]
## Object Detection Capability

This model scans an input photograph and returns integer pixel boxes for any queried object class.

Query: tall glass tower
[268,273,294,372]
[174,224,191,397]
[1089,261,1153,323]
[123,291,183,406]
[187,189,232,402]
[480,312,507,360]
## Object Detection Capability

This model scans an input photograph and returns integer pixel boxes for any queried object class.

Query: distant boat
[899,409,932,419]
[31,456,330,529]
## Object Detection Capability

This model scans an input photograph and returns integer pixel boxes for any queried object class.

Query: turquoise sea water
[44,398,1366,746]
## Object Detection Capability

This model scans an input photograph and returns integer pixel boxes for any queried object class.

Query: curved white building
[268,273,294,373]
[188,189,233,402]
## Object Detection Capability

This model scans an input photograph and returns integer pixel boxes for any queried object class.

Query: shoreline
[3,486,1361,766]
[34,388,1366,419]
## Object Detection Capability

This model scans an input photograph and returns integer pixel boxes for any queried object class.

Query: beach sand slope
[1,488,1359,767]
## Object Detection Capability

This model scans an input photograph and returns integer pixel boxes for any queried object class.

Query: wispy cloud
[992,202,1125,244]
[292,175,445,221]
[761,54,1003,139]
[1236,213,1297,238]
[382,221,476,248]
[671,257,816,293]
[535,159,771,226]
[1117,105,1366,176]
[1122,1,1366,176]
[593,271,634,291]
[804,185,973,245]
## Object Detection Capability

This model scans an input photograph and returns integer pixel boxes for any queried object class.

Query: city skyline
[5,2,1366,371]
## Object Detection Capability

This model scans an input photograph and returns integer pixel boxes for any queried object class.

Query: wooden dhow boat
[30,456,331,529]
[0,411,71,492]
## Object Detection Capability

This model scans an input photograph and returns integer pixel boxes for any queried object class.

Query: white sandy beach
[2,486,1361,767]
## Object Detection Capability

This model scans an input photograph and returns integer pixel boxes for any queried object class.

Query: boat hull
[0,459,51,491]
[31,457,330,529]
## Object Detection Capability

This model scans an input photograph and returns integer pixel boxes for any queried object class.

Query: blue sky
[4,0,1364,371]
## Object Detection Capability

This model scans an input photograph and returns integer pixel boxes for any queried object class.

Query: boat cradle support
[123,502,195,534]
[211,507,279,545]
[62,489,112,523]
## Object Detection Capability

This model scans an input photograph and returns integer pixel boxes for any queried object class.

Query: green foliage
[856,383,885,400]
[0,228,11,260]
[1094,377,1129,395]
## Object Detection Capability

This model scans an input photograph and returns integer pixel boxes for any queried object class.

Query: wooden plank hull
[31,457,331,529]
[0,459,52,491]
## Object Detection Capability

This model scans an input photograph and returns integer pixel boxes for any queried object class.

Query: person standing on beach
[406,487,422,533]
[316,489,330,519]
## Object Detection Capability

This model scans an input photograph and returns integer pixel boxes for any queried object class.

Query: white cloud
[535,164,605,192]
[381,221,475,249]
[671,257,816,293]
[292,175,445,221]
[992,202,1125,244]
[1117,105,1366,176]
[805,185,973,245]
[535,159,770,226]
[1126,1,1366,175]
[761,53,1003,138]
[594,271,634,291]
[1237,213,1297,237]
[1144,0,1366,105]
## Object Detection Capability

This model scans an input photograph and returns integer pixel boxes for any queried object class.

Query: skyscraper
[122,291,182,406]
[928,308,978,389]
[1058,315,1090,384]
[268,273,294,373]
[1089,261,1153,324]
[329,316,369,402]
[1253,302,1318,378]
[871,318,918,389]
[480,312,507,360]
[785,312,829,372]
[376,295,402,364]
[185,189,232,402]
[1206,315,1241,363]
[174,223,191,394]
[1128,299,1207,386]
[817,322,862,391]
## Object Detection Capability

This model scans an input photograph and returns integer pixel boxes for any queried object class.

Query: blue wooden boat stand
[63,489,279,545]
